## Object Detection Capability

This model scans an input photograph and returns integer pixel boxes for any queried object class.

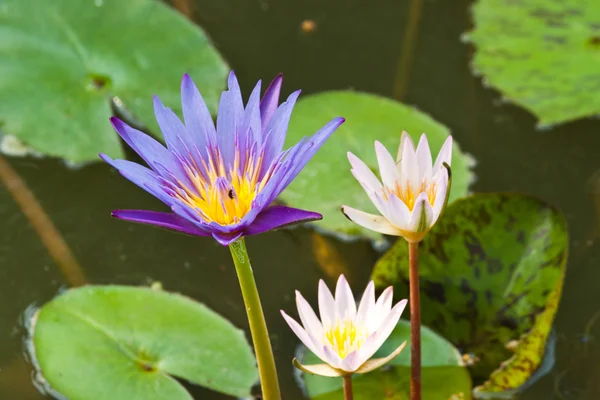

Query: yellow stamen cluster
[324,320,368,359]
[173,148,270,226]
[385,180,437,211]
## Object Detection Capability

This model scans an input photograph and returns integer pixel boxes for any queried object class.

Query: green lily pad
[0,0,228,163]
[283,91,475,243]
[299,319,472,399]
[30,285,257,399]
[467,0,600,127]
[372,193,568,394]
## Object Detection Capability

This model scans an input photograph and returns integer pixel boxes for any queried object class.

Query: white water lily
[342,132,452,243]
[281,275,407,376]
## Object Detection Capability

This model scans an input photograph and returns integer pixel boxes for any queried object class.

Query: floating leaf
[283,91,475,242]
[0,0,228,163]
[300,320,472,399]
[467,0,600,126]
[372,193,568,394]
[30,285,257,399]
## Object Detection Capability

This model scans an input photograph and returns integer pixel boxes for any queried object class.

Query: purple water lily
[101,72,344,245]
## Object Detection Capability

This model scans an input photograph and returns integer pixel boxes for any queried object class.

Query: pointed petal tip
[340,205,352,220]
[98,153,112,163]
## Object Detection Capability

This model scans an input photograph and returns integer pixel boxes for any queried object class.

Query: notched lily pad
[299,320,472,399]
[467,0,600,127]
[372,193,568,394]
[284,91,475,243]
[0,0,228,163]
[29,285,257,399]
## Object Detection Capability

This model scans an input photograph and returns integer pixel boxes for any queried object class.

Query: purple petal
[216,71,244,166]
[153,95,198,159]
[100,154,172,206]
[260,90,301,171]
[242,80,263,147]
[257,117,345,207]
[109,117,187,181]
[244,206,322,236]
[260,73,283,130]
[181,73,217,151]
[212,231,243,246]
[112,210,209,236]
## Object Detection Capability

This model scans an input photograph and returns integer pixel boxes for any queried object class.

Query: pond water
[1,0,599,399]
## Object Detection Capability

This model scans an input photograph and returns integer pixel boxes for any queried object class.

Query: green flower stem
[229,238,281,400]
[343,375,354,400]
[408,241,421,400]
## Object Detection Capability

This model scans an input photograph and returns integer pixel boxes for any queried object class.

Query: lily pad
[467,0,600,127]
[29,285,257,399]
[283,91,475,243]
[372,193,568,394]
[299,319,471,399]
[0,0,228,163]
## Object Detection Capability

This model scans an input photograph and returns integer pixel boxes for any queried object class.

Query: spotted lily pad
[0,0,228,163]
[372,193,568,394]
[283,91,475,243]
[29,285,257,399]
[467,0,600,127]
[299,320,472,399]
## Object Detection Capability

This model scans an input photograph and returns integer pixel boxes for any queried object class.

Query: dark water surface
[1,0,599,399]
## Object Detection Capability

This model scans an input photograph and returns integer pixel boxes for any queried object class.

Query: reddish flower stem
[343,375,354,400]
[409,241,421,400]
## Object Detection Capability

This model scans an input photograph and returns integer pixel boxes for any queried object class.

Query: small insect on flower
[281,275,407,376]
[101,72,344,245]
[342,132,452,243]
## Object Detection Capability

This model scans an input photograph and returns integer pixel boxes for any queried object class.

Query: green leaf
[372,193,568,394]
[0,0,228,163]
[467,0,600,127]
[30,285,258,399]
[283,91,475,243]
[300,320,472,399]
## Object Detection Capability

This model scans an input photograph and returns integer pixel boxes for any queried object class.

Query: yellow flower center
[386,180,437,211]
[172,147,271,226]
[324,320,368,359]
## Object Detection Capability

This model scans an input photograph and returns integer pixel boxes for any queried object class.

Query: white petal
[375,141,399,189]
[355,341,407,374]
[415,134,433,183]
[356,281,376,326]
[356,299,407,366]
[433,136,453,171]
[369,286,393,332]
[396,130,413,163]
[334,275,356,320]
[292,358,345,377]
[408,192,434,233]
[399,136,420,195]
[385,193,412,230]
[322,344,345,369]
[431,171,449,221]
[281,310,326,360]
[341,206,403,236]
[296,291,324,338]
[348,152,382,192]
[340,350,362,372]
[372,191,399,226]
[318,280,336,329]
[355,183,391,219]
